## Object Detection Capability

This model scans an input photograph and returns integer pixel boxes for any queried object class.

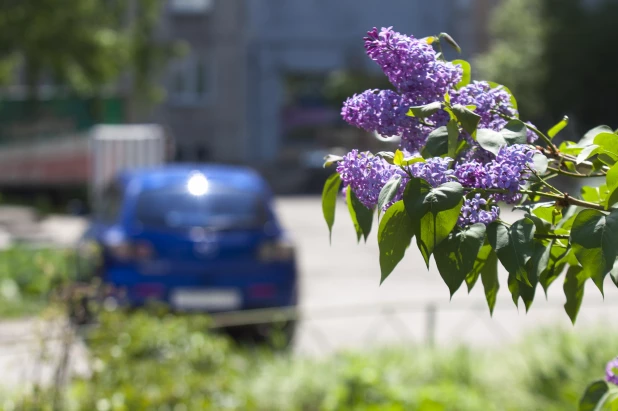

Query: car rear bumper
[101,262,298,311]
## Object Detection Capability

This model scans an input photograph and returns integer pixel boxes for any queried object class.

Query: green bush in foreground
[0,246,76,318]
[8,310,618,411]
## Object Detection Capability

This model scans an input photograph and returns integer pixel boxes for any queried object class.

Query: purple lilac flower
[452,81,516,131]
[410,157,454,187]
[486,144,536,203]
[364,27,461,102]
[341,89,413,138]
[336,150,402,209]
[458,194,500,227]
[453,160,490,189]
[336,152,457,210]
[606,357,618,386]
[453,145,536,205]
[452,81,537,146]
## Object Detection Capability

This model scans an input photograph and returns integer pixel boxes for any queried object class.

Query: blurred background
[1,0,618,409]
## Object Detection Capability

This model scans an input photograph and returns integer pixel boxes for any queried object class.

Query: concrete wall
[155,0,248,164]
[157,0,486,165]
[244,0,455,163]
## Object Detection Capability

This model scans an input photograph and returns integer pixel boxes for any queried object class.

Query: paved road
[2,197,618,388]
[275,197,618,354]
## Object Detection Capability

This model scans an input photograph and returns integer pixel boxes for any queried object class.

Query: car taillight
[107,241,155,261]
[258,239,295,262]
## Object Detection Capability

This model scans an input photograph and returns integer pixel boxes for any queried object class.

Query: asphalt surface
[2,197,618,389]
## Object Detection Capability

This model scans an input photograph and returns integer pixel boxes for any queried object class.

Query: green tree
[0,0,176,102]
[474,0,546,122]
[475,0,618,133]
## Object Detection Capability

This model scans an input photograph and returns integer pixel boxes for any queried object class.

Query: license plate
[170,288,241,311]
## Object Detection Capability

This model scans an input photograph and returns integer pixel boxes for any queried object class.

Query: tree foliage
[476,0,618,133]
[0,0,177,101]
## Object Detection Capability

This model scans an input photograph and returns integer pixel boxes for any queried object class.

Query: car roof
[116,163,270,194]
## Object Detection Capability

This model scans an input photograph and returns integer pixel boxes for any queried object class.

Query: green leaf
[439,32,461,53]
[476,129,507,156]
[323,154,343,168]
[518,240,547,312]
[487,219,536,285]
[394,149,404,166]
[451,104,481,135]
[322,173,342,242]
[401,156,425,166]
[507,272,520,307]
[452,59,471,89]
[529,240,552,280]
[557,206,579,230]
[525,214,551,234]
[422,126,449,158]
[403,179,464,267]
[519,274,538,312]
[378,201,414,284]
[465,269,480,293]
[501,119,528,145]
[346,186,374,243]
[447,119,459,158]
[606,163,618,190]
[610,258,618,287]
[532,153,549,174]
[577,125,613,148]
[581,186,603,203]
[560,141,583,156]
[579,380,609,411]
[570,209,618,295]
[487,81,518,110]
[577,145,600,164]
[479,245,499,315]
[532,203,562,224]
[606,186,618,209]
[434,224,486,297]
[547,116,569,139]
[564,265,587,324]
[377,175,402,216]
[539,241,569,296]
[406,101,442,118]
[593,133,618,160]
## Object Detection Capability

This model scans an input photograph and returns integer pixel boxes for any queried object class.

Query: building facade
[157,0,495,167]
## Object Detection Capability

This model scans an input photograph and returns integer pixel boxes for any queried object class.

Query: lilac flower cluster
[336,27,541,227]
[452,144,536,225]
[452,81,537,145]
[458,194,500,227]
[409,157,454,187]
[336,150,397,209]
[341,27,535,154]
[336,152,456,210]
[606,357,618,386]
[364,27,461,101]
[454,145,535,203]
[341,89,413,138]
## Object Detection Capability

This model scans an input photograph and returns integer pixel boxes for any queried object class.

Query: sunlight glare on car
[187,172,209,196]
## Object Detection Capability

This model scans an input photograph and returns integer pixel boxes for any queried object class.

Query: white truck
[89,124,168,208]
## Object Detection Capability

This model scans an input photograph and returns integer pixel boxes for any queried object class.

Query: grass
[4,309,613,411]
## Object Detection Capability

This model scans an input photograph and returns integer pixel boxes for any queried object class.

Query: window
[135,186,268,230]
[168,53,215,106]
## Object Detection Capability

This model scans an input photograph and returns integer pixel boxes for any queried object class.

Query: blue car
[78,164,298,336]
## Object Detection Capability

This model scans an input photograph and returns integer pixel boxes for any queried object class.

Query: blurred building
[155,0,491,170]
[0,0,496,198]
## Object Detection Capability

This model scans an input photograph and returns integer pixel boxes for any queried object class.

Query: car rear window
[134,186,268,230]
